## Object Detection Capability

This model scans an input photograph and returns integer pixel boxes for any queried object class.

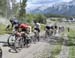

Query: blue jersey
[10,19,20,26]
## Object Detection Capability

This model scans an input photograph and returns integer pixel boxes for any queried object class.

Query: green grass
[50,45,62,58]
[66,29,75,46]
[0,24,12,35]
[69,46,75,58]
[0,24,6,34]
[68,29,75,38]
[41,24,45,31]
[68,29,75,58]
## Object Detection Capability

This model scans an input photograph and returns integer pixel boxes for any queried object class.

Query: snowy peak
[27,0,75,16]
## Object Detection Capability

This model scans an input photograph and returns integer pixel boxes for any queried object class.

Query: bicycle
[45,29,53,38]
[21,32,32,47]
[7,32,25,53]
[0,47,2,58]
[33,30,40,43]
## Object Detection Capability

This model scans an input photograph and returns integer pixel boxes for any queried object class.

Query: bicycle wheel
[18,37,25,48]
[7,34,16,46]
[0,47,2,58]
[13,37,22,53]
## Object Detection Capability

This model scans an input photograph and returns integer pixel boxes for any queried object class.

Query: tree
[0,0,7,17]
[34,14,47,24]
[19,0,27,20]
[11,0,17,16]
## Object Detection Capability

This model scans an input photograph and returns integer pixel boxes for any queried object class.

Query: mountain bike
[33,30,40,43]
[45,29,53,38]
[0,47,2,58]
[7,32,25,53]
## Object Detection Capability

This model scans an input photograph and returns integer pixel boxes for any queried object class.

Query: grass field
[67,27,75,58]
[50,45,62,58]
[69,46,75,58]
[0,24,6,34]
[0,24,12,35]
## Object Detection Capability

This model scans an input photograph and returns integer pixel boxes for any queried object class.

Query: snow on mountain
[26,0,75,16]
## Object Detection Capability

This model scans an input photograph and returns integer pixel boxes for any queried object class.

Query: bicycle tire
[7,34,16,46]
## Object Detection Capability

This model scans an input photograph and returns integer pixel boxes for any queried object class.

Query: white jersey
[34,23,40,29]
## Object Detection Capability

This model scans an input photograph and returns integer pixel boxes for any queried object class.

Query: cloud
[16,0,72,3]
[26,0,72,6]
[63,0,72,2]
[27,0,72,3]
[27,0,60,4]
[26,0,61,9]
[16,0,72,9]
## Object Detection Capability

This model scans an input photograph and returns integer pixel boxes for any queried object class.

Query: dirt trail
[0,26,69,58]
[1,42,53,58]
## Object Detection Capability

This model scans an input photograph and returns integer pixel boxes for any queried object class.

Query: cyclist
[33,22,41,41]
[34,22,41,33]
[7,23,31,50]
[54,24,58,35]
[45,23,51,38]
[18,23,31,47]
[9,17,20,32]
[45,23,51,30]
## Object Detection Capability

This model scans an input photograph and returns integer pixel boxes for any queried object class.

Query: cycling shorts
[46,26,51,30]
[34,28,40,32]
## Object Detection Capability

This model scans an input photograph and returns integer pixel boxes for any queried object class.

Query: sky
[27,0,72,8]
[16,0,72,9]
[17,0,72,3]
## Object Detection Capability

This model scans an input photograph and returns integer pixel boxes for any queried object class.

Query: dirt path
[0,31,61,58]
[1,42,54,58]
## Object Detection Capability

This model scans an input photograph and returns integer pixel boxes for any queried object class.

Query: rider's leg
[22,28,30,47]
[37,28,40,41]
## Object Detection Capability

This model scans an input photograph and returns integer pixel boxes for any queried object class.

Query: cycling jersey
[19,23,30,33]
[34,23,40,29]
[19,23,29,29]
[10,19,20,25]
[10,17,20,25]
[46,24,54,30]
[34,23,40,32]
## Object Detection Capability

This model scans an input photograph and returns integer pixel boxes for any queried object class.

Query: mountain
[44,1,75,16]
[26,0,75,16]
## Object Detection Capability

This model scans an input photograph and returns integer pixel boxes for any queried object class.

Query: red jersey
[19,23,29,29]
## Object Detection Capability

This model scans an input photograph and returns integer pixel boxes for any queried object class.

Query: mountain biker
[18,23,31,47]
[34,22,41,33]
[54,24,58,35]
[45,23,53,37]
[19,23,30,34]
[33,22,41,41]
[45,23,51,31]
[9,17,20,31]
